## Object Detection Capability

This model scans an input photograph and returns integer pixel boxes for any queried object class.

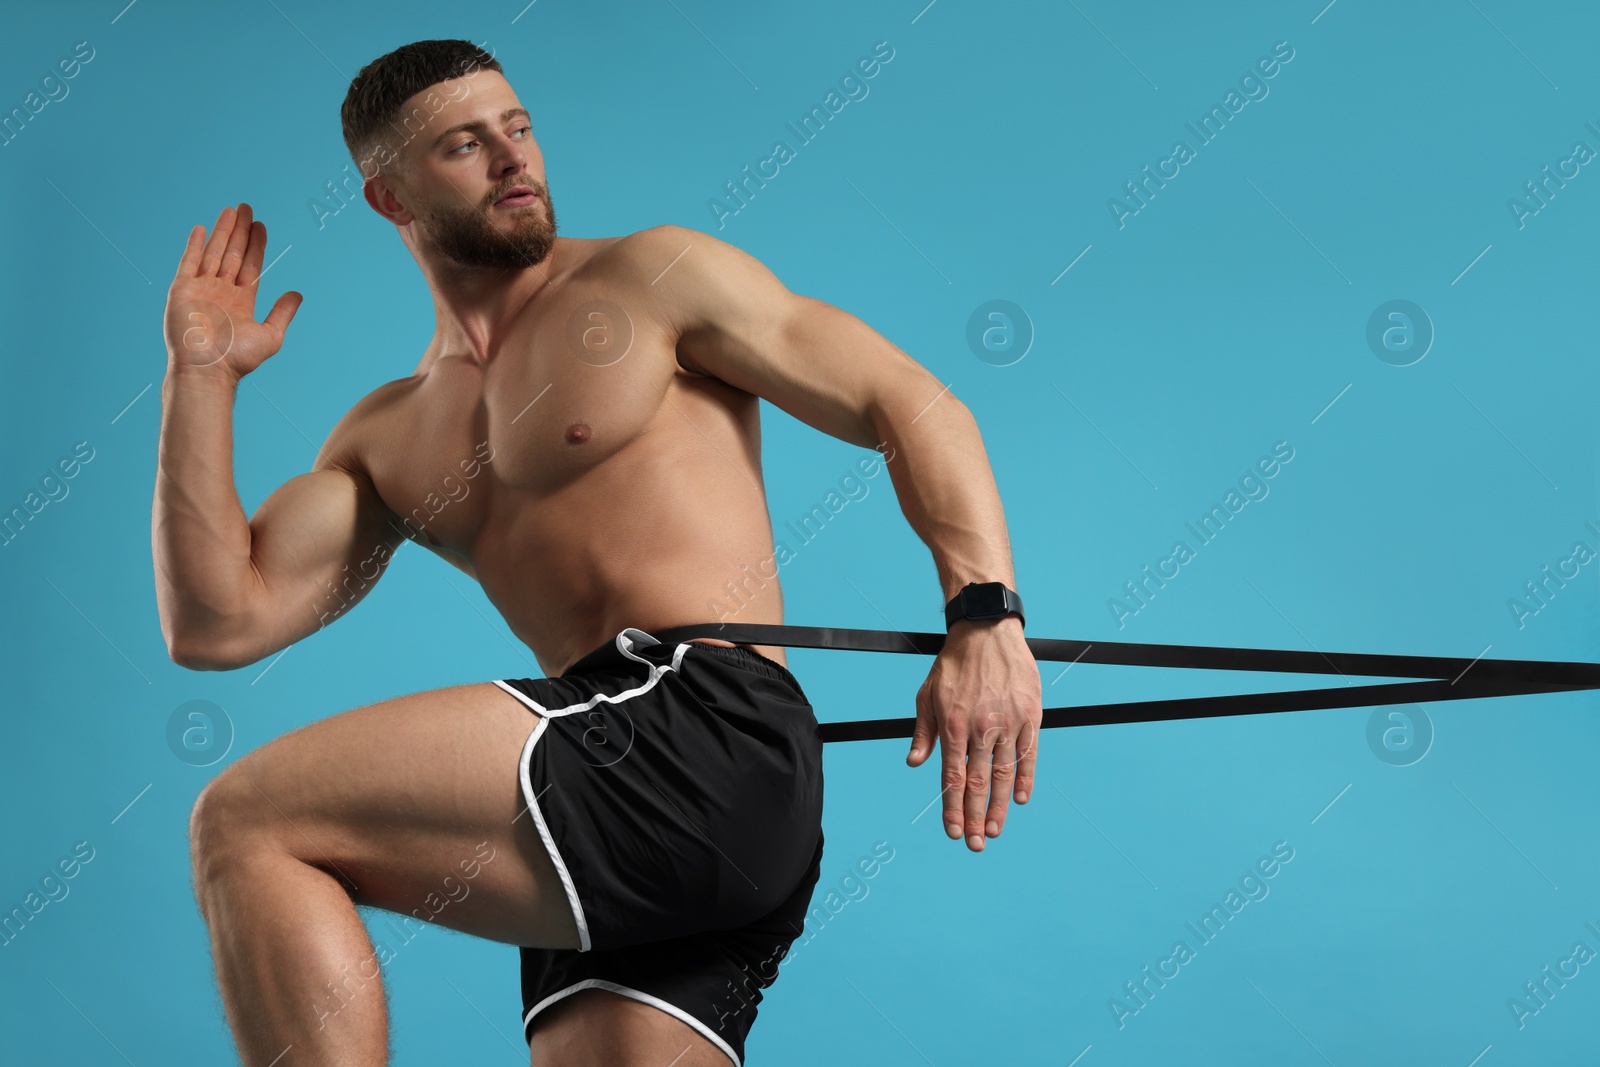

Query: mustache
[489,179,547,205]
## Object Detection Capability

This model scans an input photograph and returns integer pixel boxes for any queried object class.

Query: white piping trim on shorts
[493,678,547,715]
[525,978,740,1067]
[511,715,592,951]
[614,626,694,677]
[499,629,695,723]
[492,628,695,956]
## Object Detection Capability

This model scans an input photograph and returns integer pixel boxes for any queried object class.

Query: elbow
[165,622,252,672]
[874,371,974,436]
[167,635,239,672]
[169,649,239,673]
[157,585,265,670]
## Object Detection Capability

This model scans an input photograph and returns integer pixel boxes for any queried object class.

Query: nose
[488,131,539,183]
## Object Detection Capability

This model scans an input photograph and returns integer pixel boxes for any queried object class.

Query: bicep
[232,465,405,664]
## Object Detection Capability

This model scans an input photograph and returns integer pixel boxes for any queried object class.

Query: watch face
[963,583,1008,618]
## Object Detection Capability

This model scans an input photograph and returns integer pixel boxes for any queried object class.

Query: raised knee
[188,765,266,887]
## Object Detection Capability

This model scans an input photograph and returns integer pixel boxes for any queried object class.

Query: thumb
[264,290,303,336]
[907,698,936,767]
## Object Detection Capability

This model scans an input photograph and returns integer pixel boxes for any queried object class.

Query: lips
[494,186,539,208]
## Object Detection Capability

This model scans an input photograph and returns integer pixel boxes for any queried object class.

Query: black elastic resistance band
[647,623,1600,743]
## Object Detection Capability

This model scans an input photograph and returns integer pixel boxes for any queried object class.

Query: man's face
[387,69,557,271]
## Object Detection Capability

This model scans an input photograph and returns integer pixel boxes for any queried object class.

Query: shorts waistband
[684,640,805,694]
[561,627,805,696]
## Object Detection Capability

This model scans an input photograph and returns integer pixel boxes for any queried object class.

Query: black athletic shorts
[493,627,825,1066]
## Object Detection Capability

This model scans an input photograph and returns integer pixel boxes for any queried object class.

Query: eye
[450,139,477,155]
[512,124,532,139]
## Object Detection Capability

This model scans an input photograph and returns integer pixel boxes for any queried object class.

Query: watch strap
[944,582,1025,630]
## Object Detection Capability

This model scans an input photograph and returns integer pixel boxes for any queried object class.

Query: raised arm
[642,224,1043,852]
[154,203,405,671]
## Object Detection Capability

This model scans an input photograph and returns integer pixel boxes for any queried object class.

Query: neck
[416,237,565,371]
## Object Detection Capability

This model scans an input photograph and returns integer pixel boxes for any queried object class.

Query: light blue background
[3,0,1598,1063]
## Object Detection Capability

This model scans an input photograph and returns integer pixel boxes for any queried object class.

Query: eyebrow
[431,107,531,149]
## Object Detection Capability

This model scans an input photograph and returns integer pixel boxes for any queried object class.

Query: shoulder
[593,225,768,284]
[314,375,421,483]
[596,226,795,339]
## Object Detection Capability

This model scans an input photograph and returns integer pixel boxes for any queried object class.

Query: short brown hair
[341,39,500,180]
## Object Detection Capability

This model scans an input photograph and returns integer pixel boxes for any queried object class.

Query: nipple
[565,422,592,444]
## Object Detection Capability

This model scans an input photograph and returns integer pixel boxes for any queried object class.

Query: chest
[482,290,679,490]
[364,288,688,547]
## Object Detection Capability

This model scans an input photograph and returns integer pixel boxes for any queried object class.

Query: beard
[420,177,558,271]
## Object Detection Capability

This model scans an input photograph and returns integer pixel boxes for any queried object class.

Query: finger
[962,726,997,851]
[264,291,303,336]
[175,224,206,279]
[1014,719,1038,806]
[218,202,253,283]
[939,723,968,843]
[907,687,937,767]
[199,205,237,277]
[238,220,267,288]
[985,730,1017,839]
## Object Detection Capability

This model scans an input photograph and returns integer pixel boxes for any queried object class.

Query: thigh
[530,989,733,1067]
[519,830,825,1067]
[200,680,578,949]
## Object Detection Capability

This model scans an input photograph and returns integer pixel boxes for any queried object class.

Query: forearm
[883,395,1039,841]
[873,393,1016,604]
[152,364,258,659]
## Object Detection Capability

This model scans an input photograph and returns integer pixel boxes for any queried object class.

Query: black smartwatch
[944,582,1025,630]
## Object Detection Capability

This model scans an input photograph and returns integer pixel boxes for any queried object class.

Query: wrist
[943,580,1025,631]
[164,359,241,390]
[946,613,1024,638]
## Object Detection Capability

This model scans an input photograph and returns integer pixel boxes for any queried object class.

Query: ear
[364,174,414,226]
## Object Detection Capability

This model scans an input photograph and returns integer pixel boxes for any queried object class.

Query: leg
[511,638,826,1067]
[520,827,828,1067]
[532,990,734,1066]
[188,681,578,1067]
